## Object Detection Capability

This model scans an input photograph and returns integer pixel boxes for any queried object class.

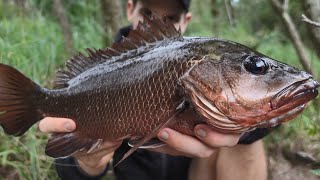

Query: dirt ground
[268,152,319,180]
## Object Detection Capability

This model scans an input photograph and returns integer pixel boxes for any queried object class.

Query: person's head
[126,0,192,34]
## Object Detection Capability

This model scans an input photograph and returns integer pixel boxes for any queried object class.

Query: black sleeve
[114,25,132,43]
[55,157,108,180]
[238,125,280,144]
[113,141,191,180]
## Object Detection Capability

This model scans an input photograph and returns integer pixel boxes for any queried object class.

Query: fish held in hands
[0,15,318,163]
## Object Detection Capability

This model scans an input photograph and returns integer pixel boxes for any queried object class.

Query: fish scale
[0,15,318,164]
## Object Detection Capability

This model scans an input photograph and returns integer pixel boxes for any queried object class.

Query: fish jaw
[229,78,319,126]
[270,78,319,110]
[255,104,305,128]
[251,78,319,127]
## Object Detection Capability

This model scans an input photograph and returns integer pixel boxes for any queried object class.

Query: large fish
[0,16,318,163]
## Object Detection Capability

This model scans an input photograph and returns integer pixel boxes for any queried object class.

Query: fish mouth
[251,79,318,129]
[256,104,305,128]
[271,78,319,110]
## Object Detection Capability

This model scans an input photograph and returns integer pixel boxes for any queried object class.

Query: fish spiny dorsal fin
[54,13,181,88]
[54,49,105,88]
[109,13,181,53]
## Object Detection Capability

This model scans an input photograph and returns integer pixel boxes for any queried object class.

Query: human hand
[39,117,122,176]
[74,140,122,176]
[151,124,240,158]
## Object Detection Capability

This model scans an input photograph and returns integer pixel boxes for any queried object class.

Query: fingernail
[196,128,206,138]
[64,122,74,131]
[159,131,169,141]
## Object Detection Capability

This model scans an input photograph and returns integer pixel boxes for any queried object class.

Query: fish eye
[243,55,269,75]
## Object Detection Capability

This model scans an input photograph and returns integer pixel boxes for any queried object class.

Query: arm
[153,125,267,180]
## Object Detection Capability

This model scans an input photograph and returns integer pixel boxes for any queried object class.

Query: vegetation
[0,0,319,179]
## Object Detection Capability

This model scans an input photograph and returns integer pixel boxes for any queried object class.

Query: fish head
[181,39,319,133]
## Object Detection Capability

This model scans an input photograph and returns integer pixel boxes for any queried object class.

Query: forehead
[138,0,184,15]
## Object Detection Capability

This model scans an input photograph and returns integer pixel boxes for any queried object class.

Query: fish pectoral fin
[114,101,188,167]
[128,138,166,149]
[45,132,96,158]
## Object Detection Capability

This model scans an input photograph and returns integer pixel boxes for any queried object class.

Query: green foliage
[0,0,104,179]
[311,169,320,176]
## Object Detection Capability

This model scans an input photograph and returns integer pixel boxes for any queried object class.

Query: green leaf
[311,169,320,176]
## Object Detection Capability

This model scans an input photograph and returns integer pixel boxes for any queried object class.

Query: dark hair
[132,0,138,5]
[132,0,191,12]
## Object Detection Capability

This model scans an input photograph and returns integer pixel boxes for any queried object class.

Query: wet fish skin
[0,16,318,161]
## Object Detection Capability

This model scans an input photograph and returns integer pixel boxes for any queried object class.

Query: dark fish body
[40,38,204,140]
[0,16,318,161]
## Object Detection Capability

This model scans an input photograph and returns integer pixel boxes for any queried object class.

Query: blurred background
[0,0,319,179]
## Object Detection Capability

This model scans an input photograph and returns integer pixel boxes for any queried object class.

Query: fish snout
[298,71,319,89]
[313,80,320,88]
[301,71,313,79]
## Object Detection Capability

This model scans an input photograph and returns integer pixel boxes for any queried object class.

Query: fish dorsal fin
[54,14,181,88]
[54,49,107,88]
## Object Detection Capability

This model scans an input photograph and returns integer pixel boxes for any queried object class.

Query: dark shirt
[54,25,275,180]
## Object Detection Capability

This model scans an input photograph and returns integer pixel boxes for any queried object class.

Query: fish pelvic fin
[0,63,43,136]
[128,138,166,149]
[45,133,97,158]
[114,100,188,167]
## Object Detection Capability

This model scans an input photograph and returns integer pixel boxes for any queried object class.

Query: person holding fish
[30,0,316,180]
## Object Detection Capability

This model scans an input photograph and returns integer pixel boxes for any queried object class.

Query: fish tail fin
[0,63,43,136]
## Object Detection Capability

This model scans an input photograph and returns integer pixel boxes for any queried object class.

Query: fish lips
[271,78,319,111]
[253,79,318,129]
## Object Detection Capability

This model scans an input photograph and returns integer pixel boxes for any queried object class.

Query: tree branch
[283,0,289,12]
[271,0,283,11]
[223,0,235,27]
[270,0,314,75]
[53,0,74,56]
[302,14,320,27]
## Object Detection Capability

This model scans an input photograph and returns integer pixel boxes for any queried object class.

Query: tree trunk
[211,0,220,34]
[13,0,26,9]
[302,0,320,59]
[269,0,314,76]
[224,0,235,27]
[53,0,74,56]
[100,0,124,46]
[211,0,219,17]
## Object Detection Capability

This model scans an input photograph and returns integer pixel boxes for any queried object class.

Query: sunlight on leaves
[311,169,320,176]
